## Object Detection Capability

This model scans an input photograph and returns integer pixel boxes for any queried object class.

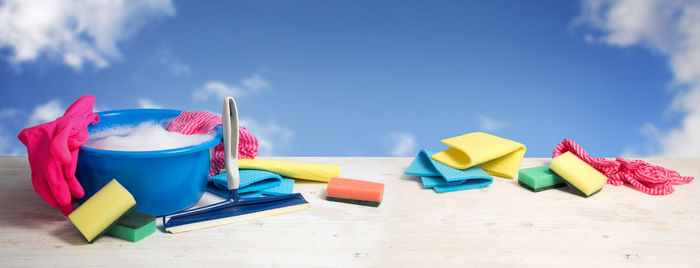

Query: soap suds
[85,121,216,151]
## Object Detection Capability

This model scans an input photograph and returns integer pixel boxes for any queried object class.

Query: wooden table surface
[1,156,699,267]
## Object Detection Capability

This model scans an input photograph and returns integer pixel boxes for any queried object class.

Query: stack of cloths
[405,132,526,193]
[207,159,341,198]
[405,150,493,193]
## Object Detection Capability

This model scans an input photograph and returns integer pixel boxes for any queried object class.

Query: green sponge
[106,210,155,242]
[325,197,381,207]
[518,165,566,192]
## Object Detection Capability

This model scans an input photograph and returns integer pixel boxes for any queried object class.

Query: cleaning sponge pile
[68,179,135,243]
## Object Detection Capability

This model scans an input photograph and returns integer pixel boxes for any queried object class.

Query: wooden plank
[0,156,698,267]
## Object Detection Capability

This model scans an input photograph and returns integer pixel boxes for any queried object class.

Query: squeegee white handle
[222,96,240,190]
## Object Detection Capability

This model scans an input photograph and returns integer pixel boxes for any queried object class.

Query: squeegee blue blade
[163,193,309,233]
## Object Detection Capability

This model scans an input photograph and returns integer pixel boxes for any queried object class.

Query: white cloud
[239,117,293,156]
[386,132,416,157]
[242,73,269,91]
[0,0,174,70]
[0,108,17,119]
[0,125,24,156]
[0,134,23,156]
[477,115,507,132]
[93,104,109,113]
[155,47,190,75]
[27,99,63,126]
[577,0,700,157]
[193,73,270,101]
[137,98,163,109]
[193,81,243,101]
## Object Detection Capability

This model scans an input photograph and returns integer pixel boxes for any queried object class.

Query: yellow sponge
[549,152,608,197]
[68,179,135,243]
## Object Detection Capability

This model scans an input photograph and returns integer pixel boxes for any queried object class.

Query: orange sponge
[325,178,384,207]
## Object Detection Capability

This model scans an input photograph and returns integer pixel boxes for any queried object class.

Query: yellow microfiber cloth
[238,159,340,183]
[431,132,526,179]
[549,151,608,197]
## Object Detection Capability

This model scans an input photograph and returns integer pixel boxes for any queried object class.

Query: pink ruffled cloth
[553,139,694,195]
[166,111,258,177]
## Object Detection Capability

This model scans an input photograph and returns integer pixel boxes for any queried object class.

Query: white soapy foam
[84,121,216,151]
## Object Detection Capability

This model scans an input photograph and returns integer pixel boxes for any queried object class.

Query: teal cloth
[207,169,294,198]
[262,178,294,195]
[405,149,493,193]
[238,178,295,198]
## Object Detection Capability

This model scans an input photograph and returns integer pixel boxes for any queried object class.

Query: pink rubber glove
[17,95,99,216]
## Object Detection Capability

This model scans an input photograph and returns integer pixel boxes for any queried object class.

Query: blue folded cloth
[237,178,295,198]
[261,177,295,195]
[405,149,493,193]
[207,169,295,198]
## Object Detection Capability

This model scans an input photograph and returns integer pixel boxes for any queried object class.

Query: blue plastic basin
[76,109,222,216]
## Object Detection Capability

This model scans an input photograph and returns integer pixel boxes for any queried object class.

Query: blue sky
[1,0,699,157]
